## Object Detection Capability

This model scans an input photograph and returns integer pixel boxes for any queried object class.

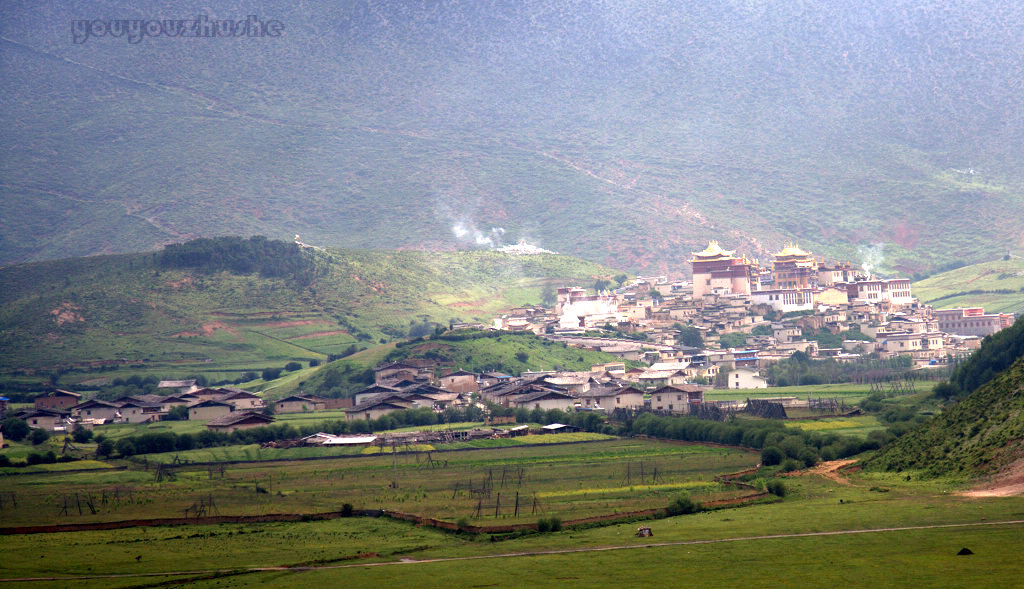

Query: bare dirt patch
[171,322,240,338]
[785,459,858,486]
[50,303,84,326]
[960,457,1024,497]
[449,298,488,309]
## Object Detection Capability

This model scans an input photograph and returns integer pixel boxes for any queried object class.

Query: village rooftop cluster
[1,241,1015,439]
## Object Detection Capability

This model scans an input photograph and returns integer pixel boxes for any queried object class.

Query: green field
[704,381,936,405]
[785,415,885,438]
[3,463,1023,587]
[0,438,757,528]
[912,257,1024,315]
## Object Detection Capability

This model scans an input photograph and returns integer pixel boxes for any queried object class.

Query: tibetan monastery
[771,244,819,289]
[690,241,757,297]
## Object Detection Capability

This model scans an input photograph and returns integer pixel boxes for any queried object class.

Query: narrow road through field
[790,459,858,485]
[4,519,1023,583]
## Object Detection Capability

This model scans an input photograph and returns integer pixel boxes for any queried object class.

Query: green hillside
[912,257,1024,315]
[2,2,1024,273]
[0,239,614,386]
[868,357,1024,478]
[869,317,1024,477]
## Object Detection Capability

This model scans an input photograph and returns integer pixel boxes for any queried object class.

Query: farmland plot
[0,439,759,528]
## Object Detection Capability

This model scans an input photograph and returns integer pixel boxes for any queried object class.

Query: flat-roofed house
[188,400,234,421]
[650,385,705,414]
[345,398,415,422]
[509,389,575,411]
[189,387,231,401]
[117,400,163,424]
[438,370,479,393]
[274,395,327,414]
[637,369,688,390]
[159,395,193,412]
[374,361,435,385]
[205,411,274,433]
[34,390,81,411]
[575,385,645,413]
[19,408,68,431]
[353,385,402,406]
[730,367,768,389]
[72,399,122,422]
[217,390,264,411]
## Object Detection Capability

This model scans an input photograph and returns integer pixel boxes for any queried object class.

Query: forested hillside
[935,316,1024,400]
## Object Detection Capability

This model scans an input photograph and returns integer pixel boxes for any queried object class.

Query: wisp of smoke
[451,221,506,248]
[857,243,886,276]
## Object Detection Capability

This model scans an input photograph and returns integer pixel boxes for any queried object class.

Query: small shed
[508,424,530,437]
[541,423,580,434]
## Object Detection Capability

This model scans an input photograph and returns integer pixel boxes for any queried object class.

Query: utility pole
[391,443,398,489]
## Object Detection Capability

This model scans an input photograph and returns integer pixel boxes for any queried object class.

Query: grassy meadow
[0,438,757,528]
[912,257,1024,314]
[3,460,1023,587]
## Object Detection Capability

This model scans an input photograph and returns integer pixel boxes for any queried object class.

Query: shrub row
[621,412,883,468]
[0,452,78,468]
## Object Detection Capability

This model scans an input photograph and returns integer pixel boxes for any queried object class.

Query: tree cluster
[763,352,913,386]
[936,315,1024,400]
[158,236,322,284]
[622,412,883,464]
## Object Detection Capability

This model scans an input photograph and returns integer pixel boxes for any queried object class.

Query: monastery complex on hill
[493,241,1014,371]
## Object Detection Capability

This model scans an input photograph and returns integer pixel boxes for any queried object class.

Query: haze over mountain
[2,1,1023,273]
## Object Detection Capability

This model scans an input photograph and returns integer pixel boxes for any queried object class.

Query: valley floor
[3,451,1023,588]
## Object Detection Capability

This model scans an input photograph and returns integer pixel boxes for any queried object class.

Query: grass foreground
[2,464,1022,588]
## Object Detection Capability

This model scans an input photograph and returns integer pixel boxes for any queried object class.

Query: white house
[730,367,768,389]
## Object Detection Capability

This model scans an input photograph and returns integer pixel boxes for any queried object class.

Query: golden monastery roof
[773,243,811,258]
[691,241,735,259]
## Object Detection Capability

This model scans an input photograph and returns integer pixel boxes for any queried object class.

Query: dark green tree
[1,417,30,441]
[72,428,94,443]
[114,438,135,457]
[29,428,50,445]
[675,324,704,348]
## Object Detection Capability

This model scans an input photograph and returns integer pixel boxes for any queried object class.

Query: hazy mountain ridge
[2,1,1023,272]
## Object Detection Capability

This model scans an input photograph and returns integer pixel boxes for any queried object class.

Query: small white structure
[730,367,768,389]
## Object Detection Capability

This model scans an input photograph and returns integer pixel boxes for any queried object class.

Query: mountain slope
[2,2,1024,272]
[869,357,1024,478]
[869,317,1024,477]
[912,257,1024,315]
[0,239,614,381]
